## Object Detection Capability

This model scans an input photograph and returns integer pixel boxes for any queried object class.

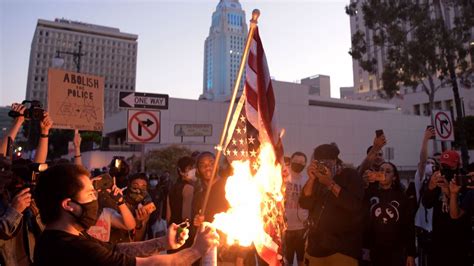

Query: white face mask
[184,168,197,181]
[424,164,434,177]
[149,180,158,187]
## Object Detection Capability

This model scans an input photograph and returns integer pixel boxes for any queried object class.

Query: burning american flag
[213,26,285,266]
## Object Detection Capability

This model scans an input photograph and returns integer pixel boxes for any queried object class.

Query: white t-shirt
[284,174,309,231]
[87,208,114,242]
[414,169,433,232]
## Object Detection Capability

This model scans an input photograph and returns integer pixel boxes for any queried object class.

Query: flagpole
[201,9,260,216]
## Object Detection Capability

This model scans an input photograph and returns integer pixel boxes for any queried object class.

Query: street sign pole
[141,143,145,172]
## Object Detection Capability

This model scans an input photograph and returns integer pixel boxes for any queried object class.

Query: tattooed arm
[136,248,201,266]
[116,236,169,257]
[117,223,189,257]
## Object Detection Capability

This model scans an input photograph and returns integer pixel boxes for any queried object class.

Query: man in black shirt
[299,144,364,266]
[34,164,219,266]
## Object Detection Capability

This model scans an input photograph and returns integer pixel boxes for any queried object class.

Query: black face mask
[126,188,147,205]
[70,199,99,230]
[291,163,305,173]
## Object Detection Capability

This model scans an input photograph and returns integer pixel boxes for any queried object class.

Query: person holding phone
[448,166,474,221]
[362,162,416,266]
[422,150,471,266]
[359,130,387,187]
[122,173,155,242]
[299,144,364,266]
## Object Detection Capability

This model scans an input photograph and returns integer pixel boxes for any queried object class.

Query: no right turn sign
[433,110,454,141]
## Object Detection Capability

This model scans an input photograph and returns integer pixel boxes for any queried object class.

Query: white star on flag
[248,136,255,144]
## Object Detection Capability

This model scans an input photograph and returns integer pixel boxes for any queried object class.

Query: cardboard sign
[48,68,104,131]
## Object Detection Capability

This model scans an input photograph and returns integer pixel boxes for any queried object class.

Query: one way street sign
[119,92,169,110]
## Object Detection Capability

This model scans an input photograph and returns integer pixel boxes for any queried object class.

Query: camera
[314,160,331,175]
[92,173,114,191]
[8,162,48,196]
[8,100,45,121]
[109,157,129,179]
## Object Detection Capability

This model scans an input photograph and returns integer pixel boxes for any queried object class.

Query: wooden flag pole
[201,9,261,216]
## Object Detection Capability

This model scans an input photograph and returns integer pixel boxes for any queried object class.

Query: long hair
[380,162,402,191]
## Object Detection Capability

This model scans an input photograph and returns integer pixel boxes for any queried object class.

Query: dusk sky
[0,0,354,106]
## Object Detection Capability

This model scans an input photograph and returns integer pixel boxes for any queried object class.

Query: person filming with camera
[0,102,52,266]
[299,144,364,266]
[422,150,472,266]
[449,170,474,216]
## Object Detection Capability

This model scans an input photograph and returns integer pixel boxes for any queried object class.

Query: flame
[212,143,285,250]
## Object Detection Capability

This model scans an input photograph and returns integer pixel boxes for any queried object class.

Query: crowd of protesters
[0,102,473,266]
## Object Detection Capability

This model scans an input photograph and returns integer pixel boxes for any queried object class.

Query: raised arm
[34,112,53,163]
[73,130,82,166]
[418,127,435,177]
[358,134,386,176]
[0,103,26,156]
[299,161,319,210]
[109,183,136,230]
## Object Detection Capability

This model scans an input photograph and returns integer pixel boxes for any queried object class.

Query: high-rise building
[348,0,471,94]
[201,0,248,101]
[25,18,138,116]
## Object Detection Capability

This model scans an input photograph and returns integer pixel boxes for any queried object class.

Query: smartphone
[375,129,384,138]
[455,175,473,188]
[426,125,435,140]
[114,158,122,169]
[369,171,385,182]
[142,202,156,213]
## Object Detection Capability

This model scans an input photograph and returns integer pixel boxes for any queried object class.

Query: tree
[454,116,474,149]
[140,145,193,180]
[346,0,473,168]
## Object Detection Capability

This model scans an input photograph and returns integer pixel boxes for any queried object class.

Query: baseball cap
[440,150,460,169]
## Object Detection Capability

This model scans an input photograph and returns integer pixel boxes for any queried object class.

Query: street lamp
[52,41,85,73]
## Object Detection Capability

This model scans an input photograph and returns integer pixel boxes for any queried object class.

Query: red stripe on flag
[245,80,259,111]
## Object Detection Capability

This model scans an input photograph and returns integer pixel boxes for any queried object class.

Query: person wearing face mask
[33,163,220,266]
[413,127,436,266]
[87,174,136,243]
[422,150,471,266]
[299,144,364,266]
[362,162,416,266]
[283,151,309,266]
[123,173,154,242]
[166,156,196,254]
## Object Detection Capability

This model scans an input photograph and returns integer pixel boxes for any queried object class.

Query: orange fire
[212,143,285,256]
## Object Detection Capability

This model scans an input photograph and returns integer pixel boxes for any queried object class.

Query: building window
[434,101,442,110]
[423,103,431,116]
[414,104,421,115]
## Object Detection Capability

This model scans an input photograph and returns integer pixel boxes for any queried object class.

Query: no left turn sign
[433,110,454,141]
[127,109,161,143]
